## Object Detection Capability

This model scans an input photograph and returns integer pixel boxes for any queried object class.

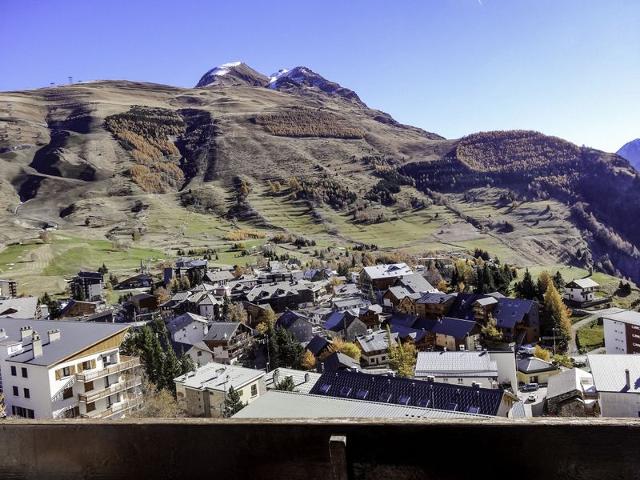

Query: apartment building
[0,319,142,419]
[602,310,640,355]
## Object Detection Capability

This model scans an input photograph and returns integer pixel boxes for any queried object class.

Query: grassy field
[576,320,605,352]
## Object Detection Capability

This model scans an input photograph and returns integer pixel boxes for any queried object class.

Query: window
[10,366,16,376]
[82,361,92,370]
[12,386,18,396]
[63,366,71,377]
[11,406,34,419]
[63,387,73,400]
[86,402,96,413]
[84,381,94,392]
[251,384,258,397]
[458,378,464,385]
[24,388,30,399]
[197,351,202,357]
[21,367,27,378]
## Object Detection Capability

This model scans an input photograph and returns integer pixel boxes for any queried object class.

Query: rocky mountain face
[1,63,639,282]
[618,139,640,171]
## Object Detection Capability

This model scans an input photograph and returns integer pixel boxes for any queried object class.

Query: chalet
[166,312,210,360]
[432,317,480,351]
[359,263,413,290]
[564,278,600,305]
[57,300,99,320]
[323,310,368,341]
[127,293,158,316]
[70,271,104,302]
[115,273,153,290]
[187,292,221,320]
[164,258,208,286]
[415,292,457,319]
[243,302,274,329]
[309,370,509,416]
[276,310,314,343]
[358,304,383,329]
[383,286,420,309]
[394,273,438,295]
[493,298,540,344]
[203,269,235,285]
[319,352,361,373]
[546,368,597,416]
[201,322,253,365]
[332,296,370,312]
[355,329,398,367]
[245,281,318,313]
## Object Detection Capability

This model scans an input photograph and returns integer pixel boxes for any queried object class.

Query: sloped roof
[517,357,558,374]
[415,351,498,378]
[233,390,493,419]
[324,310,360,332]
[588,354,640,394]
[0,297,39,319]
[567,278,599,289]
[396,273,436,294]
[309,370,504,416]
[306,335,330,356]
[355,329,397,353]
[431,317,478,339]
[416,292,457,305]
[166,312,208,335]
[547,368,594,399]
[362,263,413,280]
[322,352,361,372]
[203,322,244,342]
[494,298,537,329]
[174,362,264,392]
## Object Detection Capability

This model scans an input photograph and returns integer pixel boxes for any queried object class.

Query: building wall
[414,374,497,389]
[604,318,628,354]
[599,391,640,418]
[517,369,559,386]
[489,351,518,391]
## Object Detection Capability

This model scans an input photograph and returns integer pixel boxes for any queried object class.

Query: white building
[588,354,640,417]
[355,329,398,367]
[0,319,141,419]
[415,350,504,389]
[174,362,266,417]
[602,310,640,355]
[564,278,599,304]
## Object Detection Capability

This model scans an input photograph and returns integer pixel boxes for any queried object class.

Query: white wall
[604,318,627,355]
[489,351,518,391]
[599,391,640,418]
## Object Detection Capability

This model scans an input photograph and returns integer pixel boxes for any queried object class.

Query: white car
[527,393,537,403]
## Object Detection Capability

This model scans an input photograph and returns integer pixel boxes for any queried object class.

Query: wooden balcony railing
[80,395,143,419]
[76,356,140,382]
[78,378,142,404]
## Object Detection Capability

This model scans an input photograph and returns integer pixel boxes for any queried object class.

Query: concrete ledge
[1,418,639,479]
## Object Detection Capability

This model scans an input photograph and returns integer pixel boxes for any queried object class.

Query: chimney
[20,326,32,341]
[32,331,43,359]
[0,328,6,339]
[304,372,310,383]
[625,369,631,389]
[47,329,61,343]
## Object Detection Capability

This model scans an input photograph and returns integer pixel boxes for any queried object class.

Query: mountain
[1,62,640,289]
[618,139,640,171]
[196,62,269,88]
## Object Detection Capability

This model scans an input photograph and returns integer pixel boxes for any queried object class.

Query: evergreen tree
[514,269,537,299]
[274,375,296,391]
[553,271,565,291]
[223,386,245,417]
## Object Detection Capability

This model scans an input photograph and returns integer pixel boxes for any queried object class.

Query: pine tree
[223,386,245,417]
[515,269,537,299]
[274,375,296,391]
[553,271,565,291]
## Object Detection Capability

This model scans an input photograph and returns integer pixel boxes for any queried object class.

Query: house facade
[602,310,640,355]
[0,319,142,419]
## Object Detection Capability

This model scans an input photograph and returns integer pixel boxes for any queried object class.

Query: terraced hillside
[1,64,639,295]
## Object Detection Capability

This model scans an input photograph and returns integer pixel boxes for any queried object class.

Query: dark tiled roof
[494,298,537,329]
[277,310,313,343]
[309,370,503,416]
[417,292,457,305]
[203,322,243,342]
[321,352,361,372]
[431,317,478,339]
[77,271,103,279]
[447,293,485,320]
[306,335,330,356]
[324,310,359,332]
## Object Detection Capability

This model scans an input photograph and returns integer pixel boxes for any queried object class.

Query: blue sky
[1,0,638,152]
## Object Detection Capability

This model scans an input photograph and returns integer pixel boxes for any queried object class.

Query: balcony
[78,377,142,404]
[75,356,140,382]
[80,395,143,419]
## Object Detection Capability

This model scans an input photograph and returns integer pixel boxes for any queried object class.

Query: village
[0,247,638,421]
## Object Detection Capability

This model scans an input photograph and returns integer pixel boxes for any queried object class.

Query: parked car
[518,344,536,355]
[521,383,539,392]
[527,393,537,403]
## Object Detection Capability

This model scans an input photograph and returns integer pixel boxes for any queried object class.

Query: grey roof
[386,286,411,300]
[333,296,370,309]
[333,283,362,297]
[567,278,599,289]
[547,368,594,399]
[0,297,39,319]
[415,351,498,378]
[475,297,498,307]
[396,273,436,294]
[588,354,640,394]
[175,362,264,392]
[517,357,558,374]
[233,390,493,419]
[265,368,322,394]
[355,329,397,353]
[602,309,640,327]
[417,292,457,305]
[205,270,235,282]
[203,322,245,342]
[0,318,129,367]
[166,312,208,335]
[362,263,413,280]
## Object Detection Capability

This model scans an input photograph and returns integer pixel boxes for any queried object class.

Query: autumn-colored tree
[153,287,170,305]
[228,302,249,324]
[533,345,551,362]
[131,382,185,418]
[329,339,361,362]
[387,327,416,377]
[300,350,317,370]
[481,315,503,342]
[536,271,552,300]
[288,176,301,192]
[543,282,572,353]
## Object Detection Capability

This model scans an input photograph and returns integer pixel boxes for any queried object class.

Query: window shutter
[90,359,96,369]
[77,363,84,373]
[55,369,61,381]
[70,365,76,375]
